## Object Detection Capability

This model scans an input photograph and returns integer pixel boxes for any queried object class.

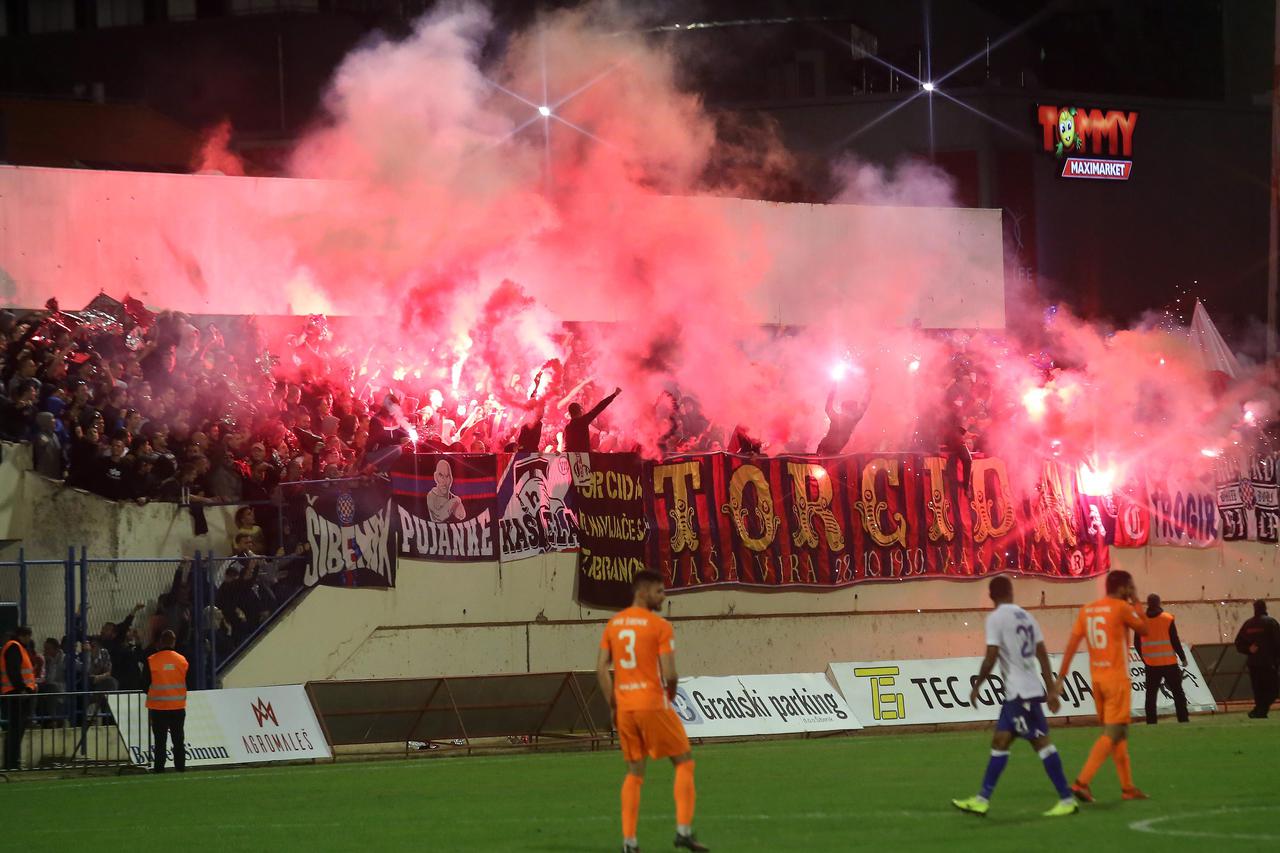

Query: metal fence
[2,549,312,773]
[0,550,74,653]
[2,551,309,694]
[1,689,146,774]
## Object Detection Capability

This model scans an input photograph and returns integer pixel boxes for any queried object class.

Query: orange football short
[1091,675,1132,725]
[616,707,691,762]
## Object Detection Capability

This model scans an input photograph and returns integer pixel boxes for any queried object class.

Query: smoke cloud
[11,0,1274,470]
[262,1,991,454]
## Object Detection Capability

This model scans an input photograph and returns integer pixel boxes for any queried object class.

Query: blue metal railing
[3,548,314,694]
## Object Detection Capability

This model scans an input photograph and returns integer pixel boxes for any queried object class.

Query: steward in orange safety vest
[0,631,36,694]
[1134,594,1189,724]
[141,629,189,773]
[1,626,36,771]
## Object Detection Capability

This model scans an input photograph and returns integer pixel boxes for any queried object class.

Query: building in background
[0,0,1274,332]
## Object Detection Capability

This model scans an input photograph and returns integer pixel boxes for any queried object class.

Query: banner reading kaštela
[648,454,1108,591]
[569,452,649,609]
[496,453,580,563]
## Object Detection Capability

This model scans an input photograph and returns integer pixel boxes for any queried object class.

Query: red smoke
[10,2,1275,469]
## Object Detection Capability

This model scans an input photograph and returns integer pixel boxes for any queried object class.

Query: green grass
[9,714,1277,852]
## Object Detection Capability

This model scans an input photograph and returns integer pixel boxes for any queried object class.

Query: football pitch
[8,714,1275,852]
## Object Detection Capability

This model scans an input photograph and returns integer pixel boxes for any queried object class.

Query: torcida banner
[648,454,1109,593]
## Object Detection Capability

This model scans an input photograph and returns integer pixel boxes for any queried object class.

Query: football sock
[1038,744,1074,800]
[622,774,643,841]
[1077,734,1113,785]
[979,749,1010,800]
[1112,739,1134,789]
[674,761,696,829]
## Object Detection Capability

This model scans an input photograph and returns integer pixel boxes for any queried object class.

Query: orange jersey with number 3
[600,606,674,712]
[1070,596,1146,676]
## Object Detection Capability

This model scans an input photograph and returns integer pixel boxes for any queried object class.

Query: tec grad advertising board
[828,649,1215,727]
[109,685,331,768]
[672,673,861,738]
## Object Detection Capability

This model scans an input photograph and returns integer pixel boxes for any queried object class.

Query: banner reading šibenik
[827,650,1215,727]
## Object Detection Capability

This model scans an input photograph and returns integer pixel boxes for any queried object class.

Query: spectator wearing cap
[133,452,163,501]
[31,411,64,479]
[1235,600,1280,719]
[123,409,144,439]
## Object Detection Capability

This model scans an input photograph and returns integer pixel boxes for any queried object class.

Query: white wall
[0,165,1004,328]
[221,541,1275,688]
[3,439,1272,685]
[0,440,240,643]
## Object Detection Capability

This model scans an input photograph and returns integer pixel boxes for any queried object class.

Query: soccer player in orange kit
[597,570,709,853]
[1054,570,1149,803]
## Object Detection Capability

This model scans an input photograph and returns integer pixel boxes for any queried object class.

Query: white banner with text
[108,685,331,768]
[671,673,862,738]
[828,649,1215,727]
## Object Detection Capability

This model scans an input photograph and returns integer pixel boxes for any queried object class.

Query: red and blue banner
[303,480,398,589]
[647,454,1109,595]
[393,454,498,561]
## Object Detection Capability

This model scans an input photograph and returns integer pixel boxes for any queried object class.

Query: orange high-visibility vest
[146,650,189,711]
[0,639,36,693]
[1141,612,1179,667]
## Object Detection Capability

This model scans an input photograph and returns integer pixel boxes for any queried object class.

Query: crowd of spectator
[0,297,983,498]
[5,293,1269,507]
[0,299,392,506]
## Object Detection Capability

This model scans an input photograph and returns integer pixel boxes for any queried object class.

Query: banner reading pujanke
[393,454,498,561]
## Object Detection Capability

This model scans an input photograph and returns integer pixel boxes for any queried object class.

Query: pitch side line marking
[1129,806,1280,842]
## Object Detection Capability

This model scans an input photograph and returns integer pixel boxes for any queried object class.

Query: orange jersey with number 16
[599,606,675,712]
[1069,596,1146,676]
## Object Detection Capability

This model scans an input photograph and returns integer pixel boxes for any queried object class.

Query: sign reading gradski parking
[672,673,862,738]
